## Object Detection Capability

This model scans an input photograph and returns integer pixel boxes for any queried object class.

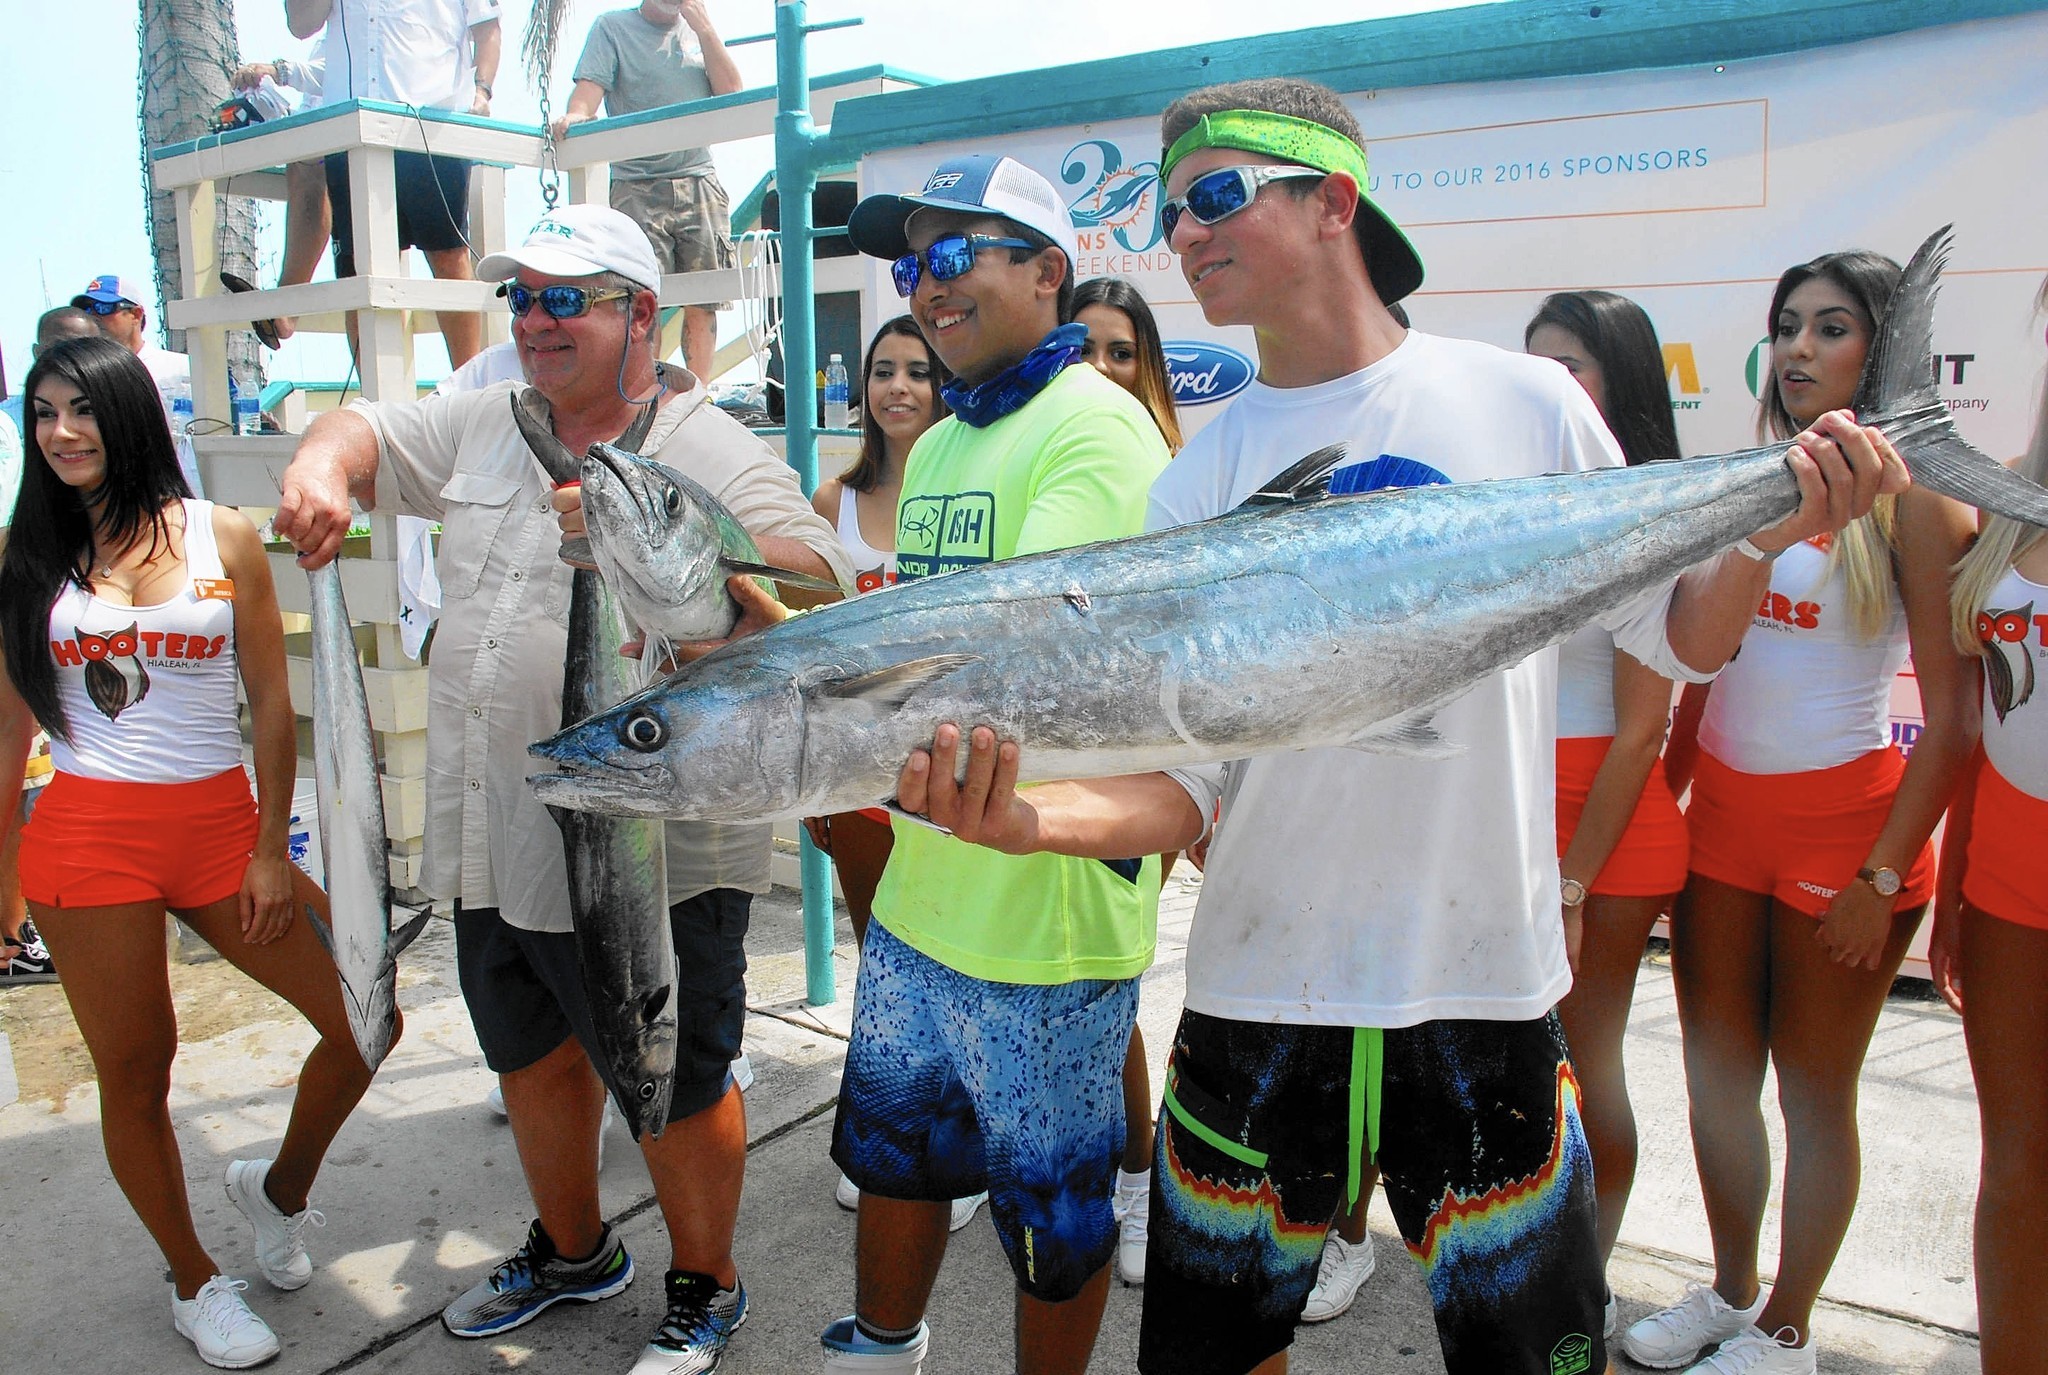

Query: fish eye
[637,1080,657,1101]
[620,710,668,751]
[664,486,683,517]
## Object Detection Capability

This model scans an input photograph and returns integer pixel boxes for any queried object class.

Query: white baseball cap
[847,155,1077,271]
[477,205,663,292]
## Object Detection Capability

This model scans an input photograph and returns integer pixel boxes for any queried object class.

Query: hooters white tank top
[1976,564,2048,800]
[45,499,245,783]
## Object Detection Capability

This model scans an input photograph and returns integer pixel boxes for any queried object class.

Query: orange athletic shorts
[1555,735,1690,897]
[18,767,258,911]
[1687,747,1933,918]
[1962,760,2048,931]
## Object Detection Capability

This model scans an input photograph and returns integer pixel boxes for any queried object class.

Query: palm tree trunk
[138,0,264,391]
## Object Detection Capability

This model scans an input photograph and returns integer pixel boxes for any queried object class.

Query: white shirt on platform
[1150,330,1710,1029]
[318,0,501,112]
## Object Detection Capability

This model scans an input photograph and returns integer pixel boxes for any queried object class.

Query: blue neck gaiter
[940,323,1088,428]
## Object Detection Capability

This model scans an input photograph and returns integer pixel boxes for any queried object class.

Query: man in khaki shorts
[556,0,742,383]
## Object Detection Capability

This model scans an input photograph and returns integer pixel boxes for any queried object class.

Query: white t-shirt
[1556,622,1619,740]
[1697,537,1906,775]
[1150,330,1703,1028]
[320,0,500,112]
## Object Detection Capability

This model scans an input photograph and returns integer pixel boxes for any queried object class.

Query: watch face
[1863,867,1902,896]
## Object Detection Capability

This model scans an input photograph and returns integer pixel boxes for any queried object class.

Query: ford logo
[1164,341,1254,406]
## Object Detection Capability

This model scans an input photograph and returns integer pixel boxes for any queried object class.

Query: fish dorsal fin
[559,535,595,567]
[1341,707,1461,760]
[1854,224,1949,419]
[511,387,582,486]
[821,655,979,707]
[879,799,954,834]
[390,907,434,957]
[1236,444,1352,508]
[720,557,846,595]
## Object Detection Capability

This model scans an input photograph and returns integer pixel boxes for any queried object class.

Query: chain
[136,9,169,349]
[528,0,566,210]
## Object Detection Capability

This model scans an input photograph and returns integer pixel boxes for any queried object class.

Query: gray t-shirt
[572,8,717,182]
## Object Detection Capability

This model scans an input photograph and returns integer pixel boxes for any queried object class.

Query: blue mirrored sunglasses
[500,283,634,319]
[1159,165,1326,241]
[890,234,1038,297]
[79,298,135,316]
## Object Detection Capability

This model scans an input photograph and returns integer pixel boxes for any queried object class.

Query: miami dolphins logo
[1977,601,2037,723]
[1061,140,1163,252]
[76,623,151,721]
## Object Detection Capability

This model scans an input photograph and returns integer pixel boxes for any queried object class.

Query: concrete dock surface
[0,880,1981,1372]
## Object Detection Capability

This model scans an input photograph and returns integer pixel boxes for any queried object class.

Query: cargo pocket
[435,470,524,600]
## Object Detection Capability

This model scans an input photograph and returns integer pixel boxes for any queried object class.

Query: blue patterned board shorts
[830,921,1141,1302]
[1139,1008,1605,1375]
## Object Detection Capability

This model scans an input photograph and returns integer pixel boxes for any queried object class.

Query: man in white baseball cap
[274,199,850,1375]
[814,152,1170,1375]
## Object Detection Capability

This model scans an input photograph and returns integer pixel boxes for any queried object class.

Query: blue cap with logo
[71,274,147,309]
[848,155,1077,270]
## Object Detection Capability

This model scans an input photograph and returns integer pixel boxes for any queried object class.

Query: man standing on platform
[286,0,502,368]
[274,205,850,1375]
[556,0,744,385]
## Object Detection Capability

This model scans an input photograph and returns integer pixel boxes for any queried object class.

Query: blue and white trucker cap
[846,155,1077,270]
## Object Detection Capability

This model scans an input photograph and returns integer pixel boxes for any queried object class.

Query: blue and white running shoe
[441,1220,634,1338]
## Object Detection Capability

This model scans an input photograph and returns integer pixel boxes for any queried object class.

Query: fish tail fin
[1860,227,2048,529]
[390,907,434,956]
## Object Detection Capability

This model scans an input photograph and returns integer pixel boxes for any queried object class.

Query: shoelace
[489,1238,545,1293]
[656,1291,734,1346]
[193,1277,257,1332]
[1644,1282,1725,1334]
[1697,1327,1799,1374]
[282,1208,327,1251]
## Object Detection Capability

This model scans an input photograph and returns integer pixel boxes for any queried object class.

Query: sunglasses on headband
[890,234,1038,298]
[499,283,634,319]
[78,298,138,316]
[1159,164,1327,241]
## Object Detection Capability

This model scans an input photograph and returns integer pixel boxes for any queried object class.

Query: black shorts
[453,890,750,1124]
[1139,1008,1605,1375]
[324,149,472,276]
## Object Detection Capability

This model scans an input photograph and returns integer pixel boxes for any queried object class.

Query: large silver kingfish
[527,227,2048,824]
[305,562,428,1070]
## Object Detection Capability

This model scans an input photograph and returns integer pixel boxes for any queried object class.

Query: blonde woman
[1627,253,1977,1375]
[1930,285,2048,1374]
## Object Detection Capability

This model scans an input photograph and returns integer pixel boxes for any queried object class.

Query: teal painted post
[776,0,838,1007]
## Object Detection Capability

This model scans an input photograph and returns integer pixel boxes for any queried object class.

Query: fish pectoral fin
[559,536,595,566]
[879,801,954,835]
[820,655,980,707]
[303,904,338,960]
[720,557,846,595]
[389,907,434,957]
[1342,709,1461,760]
[1237,444,1352,508]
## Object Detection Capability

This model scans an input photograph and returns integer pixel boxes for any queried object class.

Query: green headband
[1161,109,1370,186]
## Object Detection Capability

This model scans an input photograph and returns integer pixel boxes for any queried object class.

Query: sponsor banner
[858,10,2047,454]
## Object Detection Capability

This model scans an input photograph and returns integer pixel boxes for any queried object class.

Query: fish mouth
[526,745,678,815]
[583,447,651,522]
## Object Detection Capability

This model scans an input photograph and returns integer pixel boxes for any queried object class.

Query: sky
[0,0,1479,392]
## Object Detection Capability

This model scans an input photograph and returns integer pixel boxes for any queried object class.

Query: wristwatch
[1856,865,1903,897]
[1559,877,1589,909]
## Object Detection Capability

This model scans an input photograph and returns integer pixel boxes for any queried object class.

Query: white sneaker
[1605,1292,1618,1338]
[836,1172,861,1211]
[1111,1169,1150,1285]
[821,1315,929,1372]
[1682,1327,1816,1375]
[224,1159,322,1291]
[1299,1234,1376,1322]
[170,1275,280,1369]
[486,1083,509,1119]
[948,1192,987,1232]
[1622,1283,1768,1369]
[731,1053,755,1092]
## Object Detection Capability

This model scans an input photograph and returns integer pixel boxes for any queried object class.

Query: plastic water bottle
[230,376,259,436]
[822,353,850,430]
[168,378,194,436]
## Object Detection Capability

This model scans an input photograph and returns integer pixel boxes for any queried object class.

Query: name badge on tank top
[191,578,235,601]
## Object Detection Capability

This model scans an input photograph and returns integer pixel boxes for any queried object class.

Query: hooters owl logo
[74,623,152,721]
[1977,601,2037,723]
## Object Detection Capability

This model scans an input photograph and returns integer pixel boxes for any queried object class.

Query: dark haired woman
[1625,254,1975,1375]
[804,316,981,1224]
[0,337,383,1369]
[1526,290,1689,1340]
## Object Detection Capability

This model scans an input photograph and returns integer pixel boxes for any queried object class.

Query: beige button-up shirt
[360,379,852,933]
